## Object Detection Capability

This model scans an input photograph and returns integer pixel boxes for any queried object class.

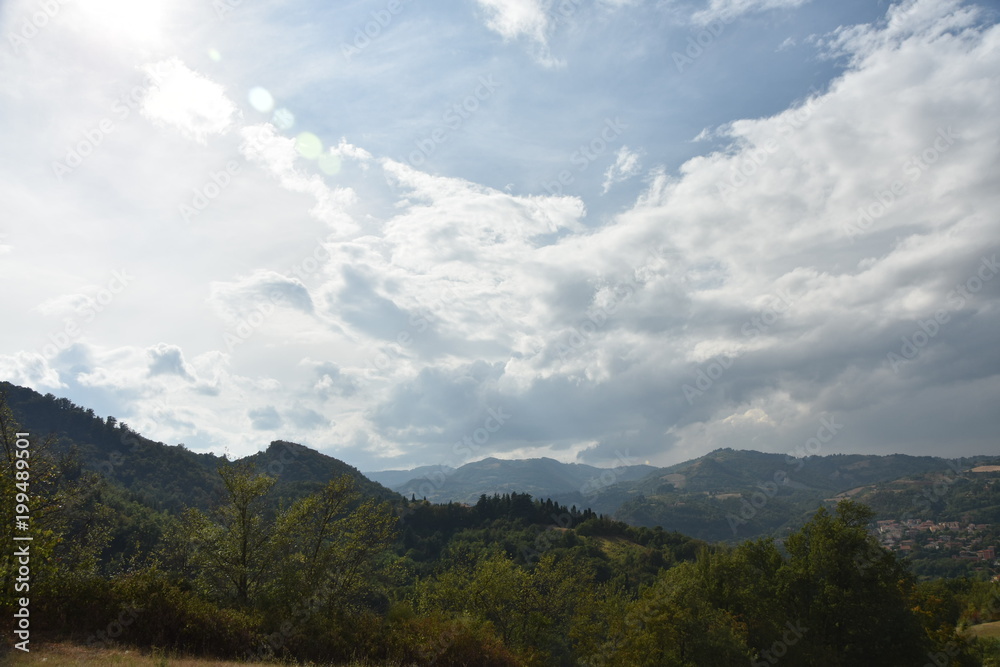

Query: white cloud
[602,145,643,193]
[248,405,283,430]
[147,343,195,379]
[140,59,239,144]
[0,352,64,389]
[208,270,315,321]
[329,137,374,165]
[474,0,564,66]
[240,124,359,235]
[692,0,811,25]
[3,0,998,472]
[476,0,550,43]
[816,0,982,64]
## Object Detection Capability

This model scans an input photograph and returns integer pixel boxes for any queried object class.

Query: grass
[5,642,259,666]
[2,641,388,666]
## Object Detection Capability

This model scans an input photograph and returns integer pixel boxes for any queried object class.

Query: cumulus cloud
[208,270,315,320]
[147,343,194,379]
[240,124,359,235]
[0,352,64,389]
[476,0,549,43]
[328,137,373,168]
[140,59,239,144]
[347,0,1000,467]
[3,0,998,473]
[474,0,563,66]
[248,405,283,430]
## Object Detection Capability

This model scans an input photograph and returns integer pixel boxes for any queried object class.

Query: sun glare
[79,0,167,44]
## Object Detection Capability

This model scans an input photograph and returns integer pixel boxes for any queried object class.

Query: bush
[384,609,522,666]
[33,568,262,659]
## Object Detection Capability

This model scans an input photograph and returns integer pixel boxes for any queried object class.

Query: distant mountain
[5,381,996,545]
[602,449,999,542]
[370,446,999,543]
[381,456,657,505]
[0,381,401,511]
[366,465,455,490]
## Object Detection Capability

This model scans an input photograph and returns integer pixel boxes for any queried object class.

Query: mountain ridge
[4,381,997,544]
[0,381,402,510]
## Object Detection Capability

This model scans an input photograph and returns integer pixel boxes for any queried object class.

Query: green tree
[272,474,398,614]
[174,463,277,607]
[779,500,931,665]
[608,560,751,666]
[0,391,112,614]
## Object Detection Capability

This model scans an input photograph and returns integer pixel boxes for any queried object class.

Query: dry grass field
[2,642,385,666]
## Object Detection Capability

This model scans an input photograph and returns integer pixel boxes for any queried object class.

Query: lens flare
[295,132,323,160]
[248,87,274,113]
[318,152,342,175]
[272,108,295,131]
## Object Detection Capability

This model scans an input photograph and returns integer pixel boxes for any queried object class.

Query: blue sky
[1,0,999,472]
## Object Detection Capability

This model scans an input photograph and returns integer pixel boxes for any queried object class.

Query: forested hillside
[2,384,1000,665]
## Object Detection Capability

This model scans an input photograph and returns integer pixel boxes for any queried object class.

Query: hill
[366,464,456,489]
[382,456,656,505]
[604,448,998,542]
[0,381,401,511]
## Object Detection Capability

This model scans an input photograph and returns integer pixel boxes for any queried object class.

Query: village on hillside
[874,518,1000,579]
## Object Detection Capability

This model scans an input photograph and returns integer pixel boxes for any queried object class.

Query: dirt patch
[661,473,686,489]
[965,621,1000,638]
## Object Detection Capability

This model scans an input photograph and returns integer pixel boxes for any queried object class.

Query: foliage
[4,386,1000,665]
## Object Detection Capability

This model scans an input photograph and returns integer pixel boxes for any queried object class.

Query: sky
[1,0,998,473]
